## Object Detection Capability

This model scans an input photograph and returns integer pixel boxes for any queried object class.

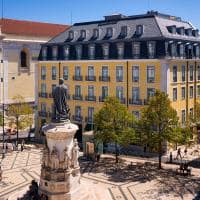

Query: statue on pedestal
[51,146,59,170]
[71,139,79,168]
[52,78,70,122]
[42,148,49,168]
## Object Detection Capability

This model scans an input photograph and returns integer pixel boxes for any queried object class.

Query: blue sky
[2,0,200,28]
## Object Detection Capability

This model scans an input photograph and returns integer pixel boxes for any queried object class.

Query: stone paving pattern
[0,147,200,200]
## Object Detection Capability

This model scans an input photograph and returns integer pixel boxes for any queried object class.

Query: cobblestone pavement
[0,148,200,200]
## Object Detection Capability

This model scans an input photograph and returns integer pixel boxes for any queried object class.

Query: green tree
[0,113,3,126]
[94,97,135,163]
[7,95,33,130]
[138,90,179,169]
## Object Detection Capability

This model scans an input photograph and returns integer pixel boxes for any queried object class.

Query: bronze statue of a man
[52,78,70,122]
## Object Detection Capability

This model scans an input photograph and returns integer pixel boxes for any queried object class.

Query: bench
[176,164,192,176]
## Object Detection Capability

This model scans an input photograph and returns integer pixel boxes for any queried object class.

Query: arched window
[21,50,27,68]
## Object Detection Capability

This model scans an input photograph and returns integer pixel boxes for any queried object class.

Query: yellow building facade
[37,12,200,141]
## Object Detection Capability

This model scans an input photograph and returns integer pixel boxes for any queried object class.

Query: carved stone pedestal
[39,120,89,200]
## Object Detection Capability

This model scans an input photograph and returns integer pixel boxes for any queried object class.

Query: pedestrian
[21,143,23,152]
[169,152,173,163]
[184,147,187,156]
[176,148,182,160]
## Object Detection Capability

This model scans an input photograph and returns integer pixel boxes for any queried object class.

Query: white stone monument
[39,120,89,200]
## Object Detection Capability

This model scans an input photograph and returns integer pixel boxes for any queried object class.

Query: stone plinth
[39,120,89,200]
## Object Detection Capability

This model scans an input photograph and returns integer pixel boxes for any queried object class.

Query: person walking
[176,148,182,160]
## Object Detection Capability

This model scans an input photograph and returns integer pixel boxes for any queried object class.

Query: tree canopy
[94,97,135,162]
[137,90,180,169]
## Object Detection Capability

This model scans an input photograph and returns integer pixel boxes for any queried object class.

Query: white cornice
[3,38,47,43]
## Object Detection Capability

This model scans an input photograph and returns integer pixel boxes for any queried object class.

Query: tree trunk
[158,141,162,169]
[115,142,118,163]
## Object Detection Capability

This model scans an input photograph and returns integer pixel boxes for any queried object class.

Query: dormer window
[177,27,184,35]
[69,31,74,40]
[192,29,199,37]
[80,30,86,39]
[185,28,192,36]
[167,25,176,34]
[121,26,127,37]
[136,25,143,35]
[93,29,99,38]
[106,27,113,38]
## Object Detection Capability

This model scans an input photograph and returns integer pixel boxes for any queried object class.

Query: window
[197,85,200,97]
[121,26,127,37]
[75,66,81,76]
[75,85,81,96]
[195,46,200,57]
[88,66,94,77]
[41,83,46,94]
[136,25,143,35]
[63,66,69,80]
[69,31,74,40]
[93,29,99,38]
[181,87,185,100]
[147,88,155,99]
[132,111,140,120]
[20,50,28,68]
[102,66,109,77]
[88,44,95,59]
[116,86,124,99]
[41,66,46,80]
[102,43,110,59]
[189,65,194,81]
[173,66,177,82]
[52,66,57,80]
[147,41,156,58]
[41,103,46,112]
[132,66,139,82]
[197,66,200,80]
[75,106,81,117]
[171,43,177,57]
[190,86,193,98]
[132,87,140,101]
[173,88,177,101]
[190,108,194,118]
[116,66,123,82]
[80,30,86,39]
[182,65,186,82]
[117,43,124,59]
[106,27,113,37]
[179,44,184,57]
[75,45,82,60]
[181,110,186,125]
[88,107,94,122]
[132,42,140,58]
[52,84,56,94]
[88,85,94,97]
[147,66,155,83]
[102,86,108,98]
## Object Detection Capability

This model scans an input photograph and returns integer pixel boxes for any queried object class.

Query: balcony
[99,76,110,82]
[49,93,70,100]
[39,92,48,98]
[63,75,68,80]
[85,96,96,101]
[147,78,155,83]
[41,75,46,80]
[38,111,48,117]
[117,98,126,104]
[132,78,139,83]
[73,75,83,81]
[72,95,83,100]
[116,77,123,82]
[52,75,57,80]
[72,115,83,122]
[99,96,107,102]
[85,76,96,81]
[143,99,149,105]
[85,117,94,124]
[129,99,143,105]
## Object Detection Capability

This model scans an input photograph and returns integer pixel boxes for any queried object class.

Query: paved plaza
[0,146,200,200]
